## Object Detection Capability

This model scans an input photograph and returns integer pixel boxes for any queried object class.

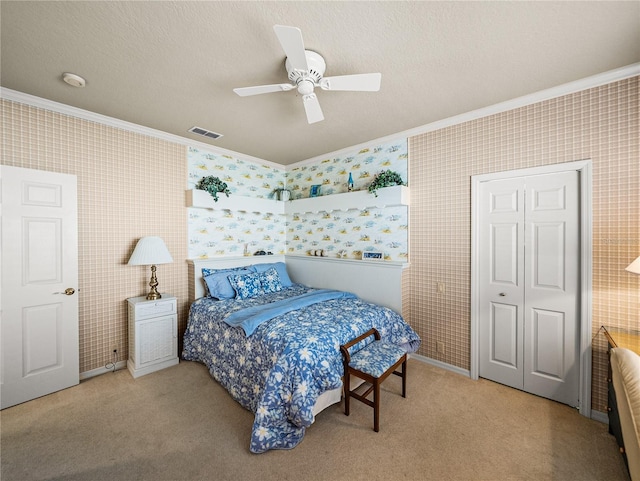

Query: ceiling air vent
[188,126,223,140]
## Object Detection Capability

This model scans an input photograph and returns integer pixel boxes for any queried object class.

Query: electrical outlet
[111,344,118,354]
[436,341,445,354]
[437,282,445,293]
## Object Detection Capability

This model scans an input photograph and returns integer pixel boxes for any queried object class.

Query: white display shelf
[286,185,409,214]
[285,254,409,269]
[186,184,409,215]
[186,189,284,214]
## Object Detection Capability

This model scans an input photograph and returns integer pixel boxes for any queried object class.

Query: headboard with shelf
[187,254,407,314]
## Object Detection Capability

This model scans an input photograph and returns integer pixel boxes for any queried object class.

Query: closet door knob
[499,292,506,297]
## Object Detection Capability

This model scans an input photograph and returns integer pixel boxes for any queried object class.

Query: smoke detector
[62,72,86,88]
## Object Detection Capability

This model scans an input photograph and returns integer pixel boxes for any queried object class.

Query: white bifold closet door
[478,171,580,407]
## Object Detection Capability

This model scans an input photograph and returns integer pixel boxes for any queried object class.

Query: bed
[182,257,421,453]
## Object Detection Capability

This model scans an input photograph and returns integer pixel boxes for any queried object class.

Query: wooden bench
[340,328,407,432]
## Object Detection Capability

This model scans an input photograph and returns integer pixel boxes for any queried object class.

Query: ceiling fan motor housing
[286,50,326,85]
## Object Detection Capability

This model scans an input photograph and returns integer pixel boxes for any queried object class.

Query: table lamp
[128,236,173,300]
[626,256,640,275]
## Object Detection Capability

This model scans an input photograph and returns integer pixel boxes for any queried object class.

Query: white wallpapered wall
[187,148,287,258]
[187,140,409,261]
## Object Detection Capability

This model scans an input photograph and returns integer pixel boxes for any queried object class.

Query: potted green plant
[196,176,230,202]
[367,170,406,197]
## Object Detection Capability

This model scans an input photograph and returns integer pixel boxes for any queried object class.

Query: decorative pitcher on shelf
[280,189,291,201]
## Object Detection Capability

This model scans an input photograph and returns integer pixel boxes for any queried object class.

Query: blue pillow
[203,268,254,299]
[251,262,292,287]
[228,271,264,300]
[258,267,283,294]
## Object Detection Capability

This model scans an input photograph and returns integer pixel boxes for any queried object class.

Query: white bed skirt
[312,387,342,417]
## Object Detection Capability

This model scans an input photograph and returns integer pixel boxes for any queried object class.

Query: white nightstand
[127,295,179,378]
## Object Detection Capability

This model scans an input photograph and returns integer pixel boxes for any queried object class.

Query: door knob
[499,292,506,297]
[54,288,76,295]
[54,287,76,296]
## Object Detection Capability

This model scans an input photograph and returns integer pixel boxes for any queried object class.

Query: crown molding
[290,63,640,169]
[0,87,282,170]
[3,62,638,172]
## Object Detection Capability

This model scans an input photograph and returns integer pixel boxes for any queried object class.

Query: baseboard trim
[79,361,127,381]
[83,355,469,380]
[410,353,610,426]
[81,355,607,425]
[410,352,471,378]
[591,409,609,425]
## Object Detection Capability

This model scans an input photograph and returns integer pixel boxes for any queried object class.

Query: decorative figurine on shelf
[348,172,354,192]
[337,249,348,258]
[196,176,230,202]
[309,185,321,197]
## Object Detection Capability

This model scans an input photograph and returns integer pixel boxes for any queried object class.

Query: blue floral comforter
[182,285,421,453]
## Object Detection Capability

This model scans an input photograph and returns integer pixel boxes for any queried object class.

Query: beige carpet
[0,359,630,481]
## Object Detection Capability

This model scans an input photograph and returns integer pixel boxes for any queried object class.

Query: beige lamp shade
[128,237,173,299]
[128,236,173,266]
[626,256,640,275]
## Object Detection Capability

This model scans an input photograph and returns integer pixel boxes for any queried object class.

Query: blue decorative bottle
[348,172,354,191]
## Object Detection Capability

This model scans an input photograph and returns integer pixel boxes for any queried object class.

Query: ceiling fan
[233,25,382,124]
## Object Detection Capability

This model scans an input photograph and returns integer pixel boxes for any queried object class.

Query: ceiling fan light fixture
[297,80,315,95]
[62,72,86,88]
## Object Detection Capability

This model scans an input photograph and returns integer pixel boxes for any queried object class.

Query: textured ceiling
[2,1,639,165]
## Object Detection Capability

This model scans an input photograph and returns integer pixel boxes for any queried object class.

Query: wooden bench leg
[344,373,351,416]
[402,358,407,398]
[374,379,380,432]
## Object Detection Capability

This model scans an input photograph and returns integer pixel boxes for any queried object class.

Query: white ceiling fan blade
[233,83,294,97]
[273,25,308,71]
[302,94,324,124]
[320,73,382,92]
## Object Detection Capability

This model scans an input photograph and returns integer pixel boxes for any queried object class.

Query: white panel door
[1,166,79,409]
[479,178,525,390]
[478,171,580,407]
[523,172,579,406]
